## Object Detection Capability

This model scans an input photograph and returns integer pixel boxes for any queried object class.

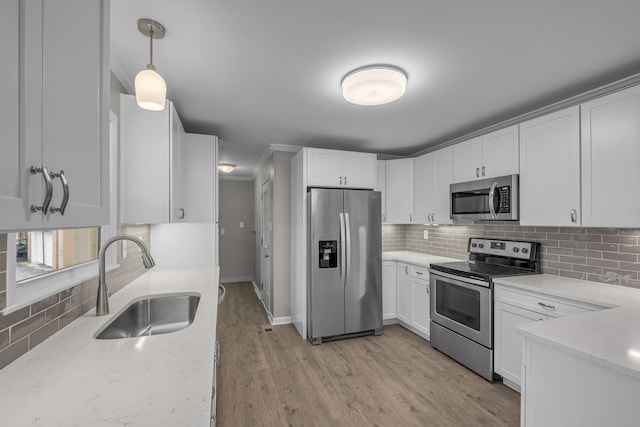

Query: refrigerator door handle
[345,212,351,288]
[339,212,346,289]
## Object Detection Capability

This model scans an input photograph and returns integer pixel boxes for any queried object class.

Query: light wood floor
[217,282,520,427]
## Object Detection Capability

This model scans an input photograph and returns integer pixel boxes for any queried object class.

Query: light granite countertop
[495,274,640,381]
[382,251,461,267]
[0,267,219,427]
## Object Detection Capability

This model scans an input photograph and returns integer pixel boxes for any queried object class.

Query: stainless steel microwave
[450,174,519,221]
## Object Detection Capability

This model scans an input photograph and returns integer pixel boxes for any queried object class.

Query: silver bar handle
[416,271,423,276]
[49,170,69,215]
[405,265,408,274]
[570,209,577,224]
[30,165,53,214]
[339,176,343,186]
[426,285,430,294]
[178,208,185,219]
[475,167,480,178]
[382,213,386,222]
[345,212,351,287]
[344,176,347,186]
[339,213,346,289]
[538,302,556,310]
[481,166,486,177]
[409,214,413,222]
[488,181,498,219]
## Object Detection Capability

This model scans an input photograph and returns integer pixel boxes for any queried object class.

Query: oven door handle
[488,181,498,219]
[428,269,491,288]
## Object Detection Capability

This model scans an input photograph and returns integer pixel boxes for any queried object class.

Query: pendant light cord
[149,26,154,66]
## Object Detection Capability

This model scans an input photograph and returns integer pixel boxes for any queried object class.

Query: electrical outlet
[240,221,245,229]
[423,230,429,240]
[220,228,226,235]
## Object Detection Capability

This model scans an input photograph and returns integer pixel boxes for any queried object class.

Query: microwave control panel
[497,186,511,213]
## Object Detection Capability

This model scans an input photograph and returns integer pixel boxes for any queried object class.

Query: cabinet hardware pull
[410,214,413,222]
[178,208,185,219]
[344,176,347,186]
[30,165,53,214]
[481,166,485,177]
[339,176,343,185]
[426,286,430,294]
[416,271,423,275]
[49,170,69,215]
[382,213,386,222]
[475,167,480,178]
[405,265,408,274]
[538,302,556,310]
[570,209,577,223]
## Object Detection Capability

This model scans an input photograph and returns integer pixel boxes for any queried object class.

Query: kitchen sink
[94,293,200,340]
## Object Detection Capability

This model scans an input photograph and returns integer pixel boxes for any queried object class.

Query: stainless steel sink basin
[94,293,200,340]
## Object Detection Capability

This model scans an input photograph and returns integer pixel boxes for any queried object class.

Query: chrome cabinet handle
[178,208,185,219]
[344,176,348,186]
[49,170,69,215]
[416,271,423,275]
[339,176,343,186]
[538,302,556,310]
[475,167,480,178]
[30,165,53,214]
[570,209,577,224]
[426,285,430,294]
[382,213,386,222]
[481,166,486,177]
[409,214,413,222]
[405,265,408,274]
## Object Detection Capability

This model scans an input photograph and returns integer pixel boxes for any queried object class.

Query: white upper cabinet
[185,134,219,223]
[0,0,109,231]
[581,85,640,227]
[306,148,376,189]
[120,95,187,224]
[385,158,414,223]
[453,125,519,182]
[376,161,387,223]
[414,147,453,225]
[519,106,581,226]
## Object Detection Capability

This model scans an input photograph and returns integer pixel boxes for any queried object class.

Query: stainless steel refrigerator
[307,188,383,345]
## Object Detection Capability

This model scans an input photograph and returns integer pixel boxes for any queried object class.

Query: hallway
[216,282,519,426]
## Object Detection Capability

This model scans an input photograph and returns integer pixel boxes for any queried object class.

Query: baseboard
[220,276,254,284]
[271,316,292,325]
[397,320,430,342]
[383,318,399,326]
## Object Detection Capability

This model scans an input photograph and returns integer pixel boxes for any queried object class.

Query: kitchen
[2,0,640,426]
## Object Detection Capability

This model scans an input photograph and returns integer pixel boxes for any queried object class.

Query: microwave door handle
[488,181,498,219]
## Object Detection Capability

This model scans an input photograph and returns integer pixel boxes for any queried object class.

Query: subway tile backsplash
[384,223,640,289]
[0,225,150,370]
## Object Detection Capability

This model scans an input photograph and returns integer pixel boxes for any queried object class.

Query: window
[2,111,119,314]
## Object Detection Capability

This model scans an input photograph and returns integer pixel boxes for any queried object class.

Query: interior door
[343,190,382,334]
[261,178,272,313]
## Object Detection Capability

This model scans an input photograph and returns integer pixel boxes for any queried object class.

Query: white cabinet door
[519,106,581,226]
[494,301,549,389]
[481,125,519,179]
[412,154,434,224]
[385,159,414,223]
[396,263,411,323]
[376,161,387,223]
[581,85,640,227]
[0,0,108,231]
[0,0,29,230]
[342,151,376,189]
[170,103,187,222]
[306,148,343,188]
[431,147,453,224]
[185,134,218,223]
[452,136,482,182]
[411,276,430,337]
[382,261,397,320]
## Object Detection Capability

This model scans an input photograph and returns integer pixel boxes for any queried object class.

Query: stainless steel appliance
[450,174,519,221]
[307,188,383,345]
[429,238,540,380]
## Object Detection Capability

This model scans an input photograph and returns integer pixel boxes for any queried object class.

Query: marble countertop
[495,274,640,380]
[0,267,219,427]
[382,251,460,267]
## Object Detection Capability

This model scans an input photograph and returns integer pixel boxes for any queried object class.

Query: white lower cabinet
[382,261,397,320]
[410,274,430,338]
[494,301,549,390]
[396,262,411,323]
[494,283,604,391]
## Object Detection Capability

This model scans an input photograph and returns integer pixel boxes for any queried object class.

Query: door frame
[260,177,272,313]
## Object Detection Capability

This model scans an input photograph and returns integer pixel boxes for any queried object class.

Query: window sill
[3,262,120,315]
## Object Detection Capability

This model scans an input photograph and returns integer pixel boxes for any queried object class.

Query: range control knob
[477,243,484,249]
[522,248,529,254]
[471,243,477,248]
[513,247,520,253]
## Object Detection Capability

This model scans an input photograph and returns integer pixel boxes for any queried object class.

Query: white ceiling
[111,0,640,178]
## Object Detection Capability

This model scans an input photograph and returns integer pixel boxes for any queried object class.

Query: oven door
[429,270,492,348]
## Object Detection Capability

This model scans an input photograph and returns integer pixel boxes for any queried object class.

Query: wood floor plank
[217,282,520,426]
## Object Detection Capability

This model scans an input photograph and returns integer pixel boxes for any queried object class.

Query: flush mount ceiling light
[341,66,408,106]
[218,163,236,173]
[135,18,167,111]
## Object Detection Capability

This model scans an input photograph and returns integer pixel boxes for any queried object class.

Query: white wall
[219,179,255,282]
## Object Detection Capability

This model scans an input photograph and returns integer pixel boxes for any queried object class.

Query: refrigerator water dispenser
[319,240,337,268]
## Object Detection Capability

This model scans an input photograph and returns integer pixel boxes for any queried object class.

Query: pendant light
[135,19,167,111]
[342,66,407,106]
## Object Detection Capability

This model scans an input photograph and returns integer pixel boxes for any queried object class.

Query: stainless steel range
[429,238,540,381]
